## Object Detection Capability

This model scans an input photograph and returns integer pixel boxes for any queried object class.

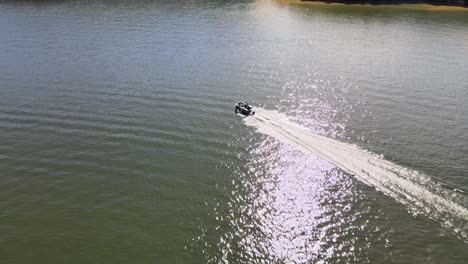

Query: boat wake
[244,108,468,242]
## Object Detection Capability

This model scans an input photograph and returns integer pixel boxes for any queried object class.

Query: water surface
[1,0,468,263]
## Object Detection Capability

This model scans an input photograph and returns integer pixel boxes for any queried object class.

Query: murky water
[1,0,467,263]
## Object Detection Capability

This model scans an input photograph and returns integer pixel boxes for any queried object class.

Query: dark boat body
[235,102,255,116]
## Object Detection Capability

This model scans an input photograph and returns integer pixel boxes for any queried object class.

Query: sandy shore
[276,0,468,11]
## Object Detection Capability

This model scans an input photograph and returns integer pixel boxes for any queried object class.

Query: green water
[1,0,467,263]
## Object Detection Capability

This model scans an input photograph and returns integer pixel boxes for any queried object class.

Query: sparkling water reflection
[210,138,394,263]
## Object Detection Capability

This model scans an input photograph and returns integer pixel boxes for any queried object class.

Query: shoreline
[276,0,468,11]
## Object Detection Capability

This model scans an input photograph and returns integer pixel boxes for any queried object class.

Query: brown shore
[276,0,468,10]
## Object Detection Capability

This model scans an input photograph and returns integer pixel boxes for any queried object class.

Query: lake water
[1,0,468,263]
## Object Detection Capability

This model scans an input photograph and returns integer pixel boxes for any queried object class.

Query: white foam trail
[244,108,468,242]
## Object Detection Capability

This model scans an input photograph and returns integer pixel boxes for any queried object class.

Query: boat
[235,102,255,116]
